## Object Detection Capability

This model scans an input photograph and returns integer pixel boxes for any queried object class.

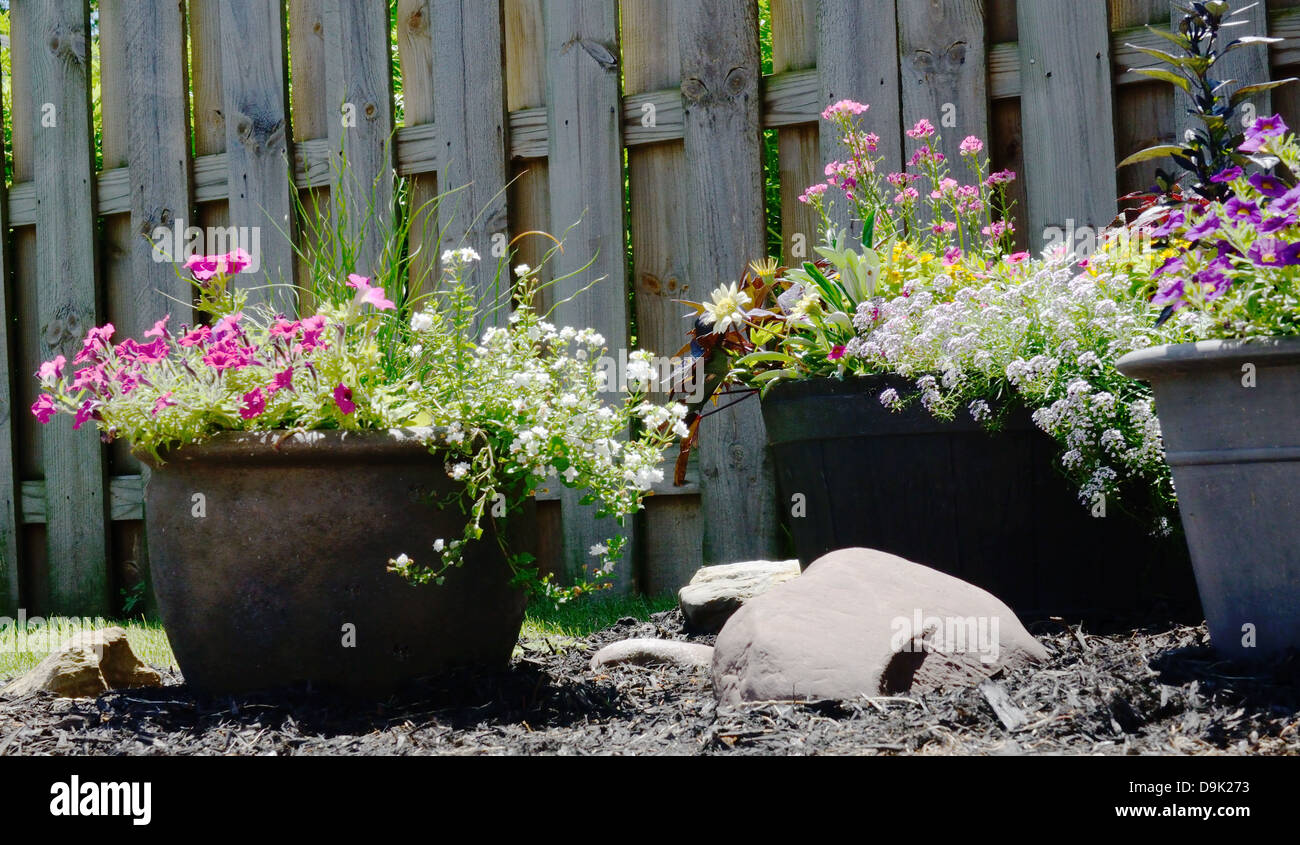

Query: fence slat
[324,0,394,277]
[623,0,703,594]
[544,0,634,591]
[680,0,779,566]
[1018,1,1118,250]
[0,42,19,616]
[220,0,296,311]
[31,0,111,615]
[433,0,510,312]
[772,0,821,264]
[897,0,988,170]
[397,0,440,295]
[504,0,552,314]
[818,0,903,234]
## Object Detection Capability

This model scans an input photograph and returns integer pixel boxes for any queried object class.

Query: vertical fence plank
[818,0,903,234]
[623,0,703,594]
[544,0,635,591]
[1018,1,1118,250]
[396,0,440,295]
[8,0,49,612]
[0,41,19,616]
[290,0,330,306]
[504,0,552,313]
[897,0,988,170]
[221,0,296,311]
[680,0,779,566]
[1169,0,1272,143]
[433,0,510,312]
[772,0,821,263]
[324,0,395,276]
[1112,1,1174,204]
[31,0,111,615]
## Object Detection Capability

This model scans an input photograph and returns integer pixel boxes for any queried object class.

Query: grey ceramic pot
[139,429,530,696]
[1118,338,1300,660]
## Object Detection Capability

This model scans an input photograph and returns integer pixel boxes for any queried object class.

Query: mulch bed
[1,610,1297,755]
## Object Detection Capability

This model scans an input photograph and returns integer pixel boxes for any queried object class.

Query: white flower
[449,462,470,480]
[563,466,579,483]
[589,543,608,558]
[410,311,435,332]
[441,247,481,268]
[514,263,532,278]
[433,539,446,553]
[700,282,752,334]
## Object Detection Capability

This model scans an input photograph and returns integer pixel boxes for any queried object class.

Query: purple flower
[1248,113,1289,141]
[333,383,356,415]
[1259,215,1295,235]
[1249,173,1289,199]
[1247,238,1300,268]
[1153,255,1185,277]
[1224,197,1262,224]
[1151,277,1187,309]
[31,395,57,424]
[240,387,266,420]
[1211,166,1243,184]
[1270,186,1300,215]
[1193,265,1233,301]
[1184,213,1222,241]
[1151,209,1185,238]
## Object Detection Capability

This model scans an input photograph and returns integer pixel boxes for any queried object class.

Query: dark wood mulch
[1,611,1297,755]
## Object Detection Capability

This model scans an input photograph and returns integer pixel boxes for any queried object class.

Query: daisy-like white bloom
[701,282,752,335]
[410,310,435,332]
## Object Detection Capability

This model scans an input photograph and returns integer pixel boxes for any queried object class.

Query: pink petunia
[31,394,57,424]
[152,392,177,416]
[240,387,267,420]
[333,383,356,415]
[144,314,171,339]
[827,345,847,362]
[37,355,66,382]
[178,325,211,347]
[269,367,294,394]
[73,400,97,431]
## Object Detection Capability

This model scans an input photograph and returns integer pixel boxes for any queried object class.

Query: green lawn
[0,595,678,683]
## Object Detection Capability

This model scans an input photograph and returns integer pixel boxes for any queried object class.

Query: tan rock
[1,626,163,699]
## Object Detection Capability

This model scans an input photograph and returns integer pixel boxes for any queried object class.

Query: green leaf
[1131,67,1192,93]
[1124,44,1187,66]
[1144,25,1192,52]
[1223,35,1282,55]
[861,209,876,250]
[736,350,799,368]
[1230,79,1299,108]
[802,262,849,313]
[1117,144,1185,168]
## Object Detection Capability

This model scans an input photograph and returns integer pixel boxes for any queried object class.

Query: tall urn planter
[760,376,1195,618]
[1117,338,1300,660]
[140,429,530,696]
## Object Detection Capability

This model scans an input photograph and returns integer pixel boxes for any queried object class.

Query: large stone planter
[1118,338,1300,660]
[760,376,1194,618]
[139,429,530,695]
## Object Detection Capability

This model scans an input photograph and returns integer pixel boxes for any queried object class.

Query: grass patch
[0,617,175,682]
[0,596,678,681]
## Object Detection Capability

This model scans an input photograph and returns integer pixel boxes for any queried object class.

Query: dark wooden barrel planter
[139,429,530,696]
[760,376,1197,620]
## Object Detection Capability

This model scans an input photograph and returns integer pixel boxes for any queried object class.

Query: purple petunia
[1224,197,1263,225]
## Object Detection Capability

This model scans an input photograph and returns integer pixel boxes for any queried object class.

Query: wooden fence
[3,0,1300,617]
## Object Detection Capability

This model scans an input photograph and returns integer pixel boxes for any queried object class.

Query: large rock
[678,559,801,633]
[713,549,1049,705]
[590,639,714,672]
[1,627,163,699]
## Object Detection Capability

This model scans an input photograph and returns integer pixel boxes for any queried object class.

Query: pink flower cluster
[30,252,393,431]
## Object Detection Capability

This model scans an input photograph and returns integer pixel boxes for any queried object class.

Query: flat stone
[590,638,715,672]
[678,559,801,633]
[1,627,163,699]
[712,548,1049,706]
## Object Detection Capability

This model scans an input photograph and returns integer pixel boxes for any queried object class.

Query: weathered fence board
[898,0,988,171]
[1018,0,1119,250]
[0,47,18,616]
[220,0,296,310]
[772,0,821,264]
[818,0,903,234]
[1170,0,1272,143]
[622,0,703,594]
[544,0,636,589]
[30,0,111,615]
[325,0,394,277]
[679,0,780,566]
[396,0,440,296]
[433,0,510,314]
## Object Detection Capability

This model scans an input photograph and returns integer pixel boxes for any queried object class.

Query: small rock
[713,548,1049,706]
[678,559,801,633]
[590,638,714,672]
[1,627,163,699]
